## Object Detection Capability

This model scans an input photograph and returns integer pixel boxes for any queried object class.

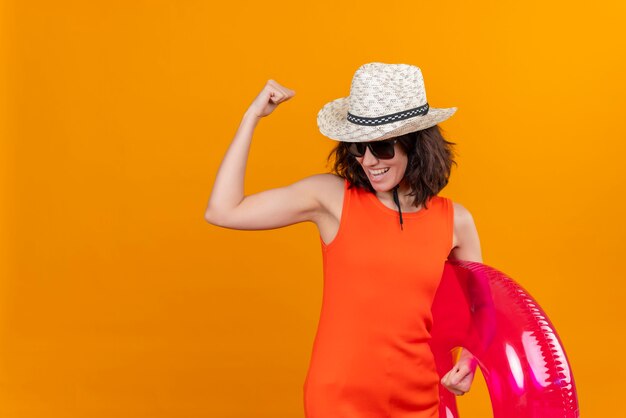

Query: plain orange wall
[1,1,625,417]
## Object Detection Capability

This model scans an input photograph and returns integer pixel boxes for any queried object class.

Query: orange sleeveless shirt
[303,178,454,418]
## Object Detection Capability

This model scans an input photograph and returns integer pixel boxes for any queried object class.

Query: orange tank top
[303,178,454,418]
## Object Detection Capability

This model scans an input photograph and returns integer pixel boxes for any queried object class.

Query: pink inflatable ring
[429,259,580,418]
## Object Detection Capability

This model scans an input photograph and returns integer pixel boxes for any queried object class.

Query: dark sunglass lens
[347,143,366,157]
[370,141,395,159]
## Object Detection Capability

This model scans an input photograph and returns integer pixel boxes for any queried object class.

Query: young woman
[205,63,483,418]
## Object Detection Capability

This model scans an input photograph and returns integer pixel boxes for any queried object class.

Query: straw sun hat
[317,62,457,143]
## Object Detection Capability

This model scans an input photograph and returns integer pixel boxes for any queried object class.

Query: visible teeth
[370,168,389,176]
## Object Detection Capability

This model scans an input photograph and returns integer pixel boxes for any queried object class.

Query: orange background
[1,1,625,417]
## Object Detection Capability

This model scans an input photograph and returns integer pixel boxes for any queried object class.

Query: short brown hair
[326,125,457,209]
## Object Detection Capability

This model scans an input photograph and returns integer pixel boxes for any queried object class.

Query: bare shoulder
[294,173,343,200]
[449,200,482,262]
[449,201,474,251]
[452,201,475,225]
[306,172,344,204]
[300,172,344,188]
[299,173,344,222]
[304,174,345,242]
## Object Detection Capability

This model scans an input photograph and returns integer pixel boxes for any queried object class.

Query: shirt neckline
[365,190,433,218]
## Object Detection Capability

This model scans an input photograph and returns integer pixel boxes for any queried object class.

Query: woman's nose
[361,146,379,166]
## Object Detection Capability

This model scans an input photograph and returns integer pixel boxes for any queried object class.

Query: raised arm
[204,79,326,230]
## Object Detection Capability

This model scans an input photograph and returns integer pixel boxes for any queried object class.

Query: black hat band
[347,103,429,126]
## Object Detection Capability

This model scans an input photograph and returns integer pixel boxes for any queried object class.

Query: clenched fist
[441,348,478,396]
[246,79,296,119]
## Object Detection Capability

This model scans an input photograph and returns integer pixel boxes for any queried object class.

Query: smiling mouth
[369,168,390,176]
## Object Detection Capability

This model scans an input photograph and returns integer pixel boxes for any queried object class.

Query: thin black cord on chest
[392,185,404,231]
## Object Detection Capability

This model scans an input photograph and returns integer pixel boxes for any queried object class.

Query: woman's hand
[246,79,296,119]
[440,348,478,396]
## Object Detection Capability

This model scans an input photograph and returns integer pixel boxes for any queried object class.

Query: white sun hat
[317,62,457,143]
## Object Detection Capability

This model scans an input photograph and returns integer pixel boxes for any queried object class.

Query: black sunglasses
[345,138,399,160]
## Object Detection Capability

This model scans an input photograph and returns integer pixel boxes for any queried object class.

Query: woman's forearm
[205,110,261,219]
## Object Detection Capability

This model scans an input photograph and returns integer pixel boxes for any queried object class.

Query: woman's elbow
[204,208,226,227]
[204,211,215,225]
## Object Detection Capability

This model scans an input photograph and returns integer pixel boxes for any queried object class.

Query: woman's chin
[372,185,390,193]
[368,177,399,193]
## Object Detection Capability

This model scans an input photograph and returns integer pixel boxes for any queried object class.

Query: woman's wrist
[243,109,262,123]
[457,348,478,371]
